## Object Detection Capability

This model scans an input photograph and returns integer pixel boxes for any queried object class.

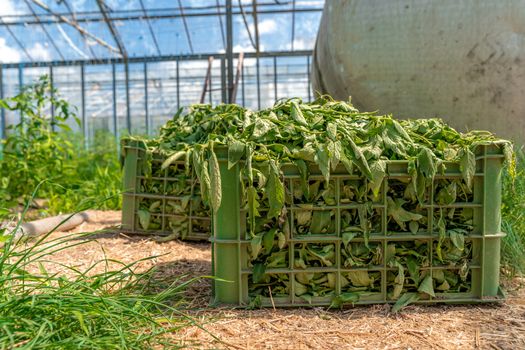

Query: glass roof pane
[115,19,159,57]
[0,0,324,64]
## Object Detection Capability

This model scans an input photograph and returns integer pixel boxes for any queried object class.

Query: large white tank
[312,0,525,143]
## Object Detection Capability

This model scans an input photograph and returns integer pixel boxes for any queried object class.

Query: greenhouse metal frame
[0,0,324,142]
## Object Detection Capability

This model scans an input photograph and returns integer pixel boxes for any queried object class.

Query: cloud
[256,19,278,35]
[0,0,21,21]
[0,37,21,63]
[27,43,51,61]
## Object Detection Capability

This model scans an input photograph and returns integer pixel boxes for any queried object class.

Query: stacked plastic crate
[212,143,506,307]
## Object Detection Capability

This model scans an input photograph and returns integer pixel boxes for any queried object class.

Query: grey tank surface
[312,0,524,143]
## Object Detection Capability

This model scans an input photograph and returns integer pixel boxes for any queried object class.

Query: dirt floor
[37,211,525,349]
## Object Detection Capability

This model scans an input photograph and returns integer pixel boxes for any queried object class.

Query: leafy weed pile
[131,97,515,308]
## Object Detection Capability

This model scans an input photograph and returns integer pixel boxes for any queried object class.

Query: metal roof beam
[23,0,65,61]
[138,0,161,56]
[95,0,127,58]
[29,0,121,55]
[0,7,322,26]
[2,50,313,68]
[177,0,194,54]
[62,0,98,60]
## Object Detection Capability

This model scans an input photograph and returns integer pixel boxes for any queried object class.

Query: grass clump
[502,150,525,276]
[0,198,200,349]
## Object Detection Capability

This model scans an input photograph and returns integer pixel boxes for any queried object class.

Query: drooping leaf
[330,292,360,309]
[161,150,186,170]
[346,271,373,287]
[290,101,308,126]
[277,231,286,249]
[266,160,284,219]
[209,148,222,213]
[449,229,465,251]
[252,263,266,283]
[391,293,420,313]
[228,139,245,169]
[387,197,423,230]
[315,143,331,184]
[459,147,476,189]
[310,211,332,234]
[263,228,276,253]
[250,233,263,259]
[418,275,436,297]
[369,159,386,198]
[137,209,151,230]
[247,186,260,234]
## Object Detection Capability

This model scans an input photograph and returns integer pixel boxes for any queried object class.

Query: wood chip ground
[37,211,525,349]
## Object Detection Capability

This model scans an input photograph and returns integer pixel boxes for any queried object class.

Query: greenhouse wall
[0,52,313,143]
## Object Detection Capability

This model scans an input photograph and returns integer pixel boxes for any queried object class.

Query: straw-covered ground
[43,211,525,350]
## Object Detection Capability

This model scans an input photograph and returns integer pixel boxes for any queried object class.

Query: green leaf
[291,101,308,126]
[436,279,451,291]
[200,158,211,204]
[161,150,186,170]
[391,293,420,313]
[228,139,245,169]
[449,229,465,251]
[330,292,360,309]
[137,209,151,230]
[310,211,332,234]
[250,233,263,260]
[263,228,276,253]
[315,143,331,184]
[368,160,386,198]
[346,271,373,287]
[296,272,314,284]
[209,148,222,213]
[409,221,419,234]
[387,197,423,230]
[277,231,286,249]
[294,280,308,296]
[266,160,284,219]
[392,261,405,299]
[247,186,260,234]
[266,251,287,268]
[436,181,457,205]
[252,263,266,283]
[418,275,436,297]
[327,122,337,141]
[342,231,358,247]
[459,147,476,189]
[406,256,420,285]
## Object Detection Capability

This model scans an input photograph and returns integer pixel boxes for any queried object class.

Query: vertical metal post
[241,62,245,106]
[307,55,312,102]
[176,59,180,110]
[0,65,5,139]
[80,63,87,148]
[18,64,23,123]
[209,65,213,105]
[256,57,261,109]
[226,0,234,102]
[143,61,149,135]
[125,61,131,133]
[112,63,118,138]
[49,65,55,131]
[220,57,227,103]
[273,56,278,101]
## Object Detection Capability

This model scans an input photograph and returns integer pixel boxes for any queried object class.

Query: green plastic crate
[212,143,507,307]
[121,139,211,241]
